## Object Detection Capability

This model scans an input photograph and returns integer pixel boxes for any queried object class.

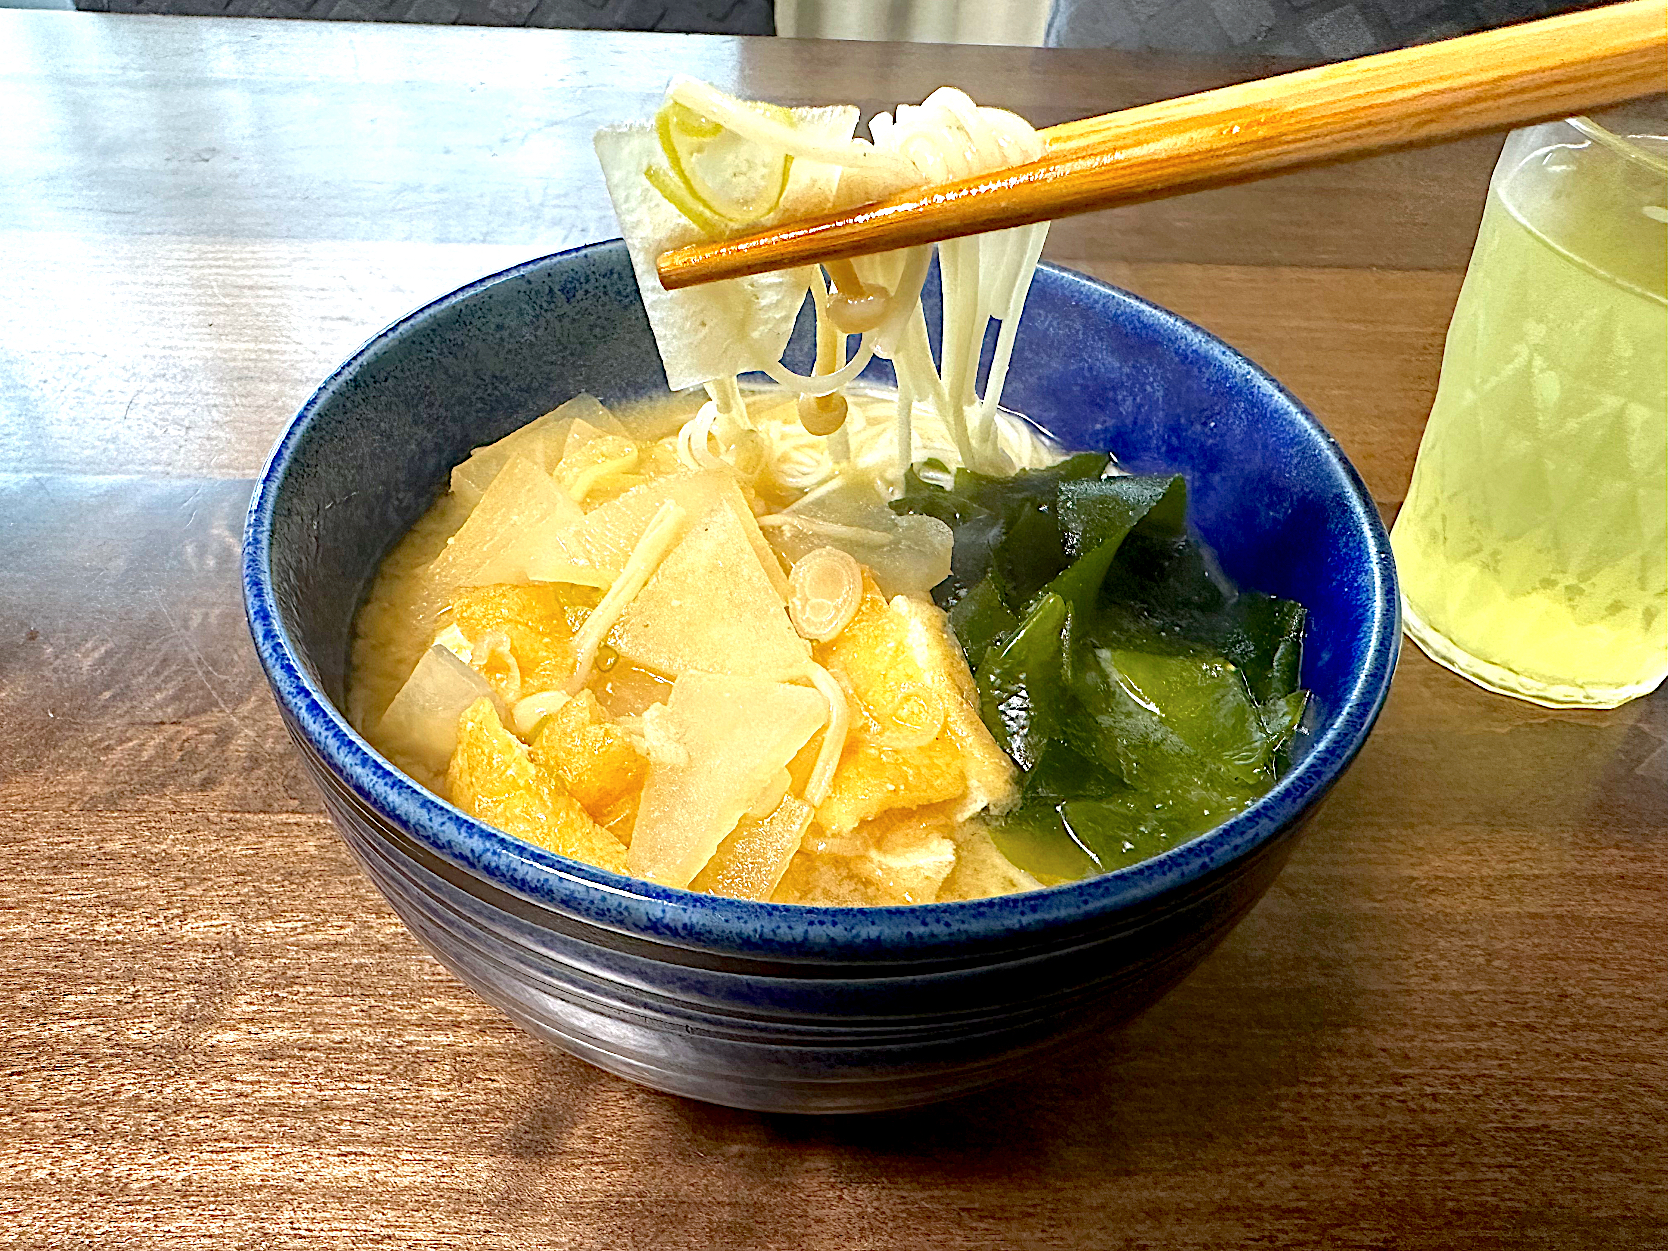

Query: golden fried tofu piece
[936,821,1044,902]
[890,595,1019,821]
[815,735,968,837]
[529,689,647,823]
[856,802,960,904]
[773,804,958,906]
[447,698,628,874]
[818,575,945,744]
[772,850,877,907]
[813,575,1016,835]
[596,791,640,844]
[449,582,577,700]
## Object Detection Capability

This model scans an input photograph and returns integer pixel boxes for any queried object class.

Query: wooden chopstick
[656,0,1666,290]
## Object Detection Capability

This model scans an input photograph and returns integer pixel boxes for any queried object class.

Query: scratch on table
[151,587,236,723]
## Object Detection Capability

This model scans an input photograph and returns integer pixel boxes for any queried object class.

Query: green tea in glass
[1392,108,1668,708]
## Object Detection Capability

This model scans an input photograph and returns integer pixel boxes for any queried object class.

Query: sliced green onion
[666,100,724,140]
[645,99,793,234]
[643,162,727,235]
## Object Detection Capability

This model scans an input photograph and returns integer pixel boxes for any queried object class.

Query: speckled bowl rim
[243,241,1400,963]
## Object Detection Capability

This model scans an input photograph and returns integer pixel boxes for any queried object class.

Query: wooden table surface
[2,11,1663,1248]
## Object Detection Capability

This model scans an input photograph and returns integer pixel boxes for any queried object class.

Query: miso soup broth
[347,385,1312,907]
[345,79,1312,909]
[348,388,1051,906]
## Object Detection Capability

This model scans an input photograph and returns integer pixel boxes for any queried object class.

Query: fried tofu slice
[815,735,968,838]
[890,594,1018,821]
[813,575,1017,835]
[780,801,961,906]
[853,802,960,904]
[529,689,647,826]
[447,698,628,874]
[936,821,1044,902]
[772,851,876,907]
[449,582,577,701]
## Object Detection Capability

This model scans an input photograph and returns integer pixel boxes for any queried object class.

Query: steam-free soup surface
[348,389,1047,906]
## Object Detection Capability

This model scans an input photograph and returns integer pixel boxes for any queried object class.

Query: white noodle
[762,337,877,394]
[670,78,912,176]
[707,375,750,425]
[871,246,933,358]
[564,501,687,695]
[894,385,913,482]
[976,222,1048,433]
[803,662,850,807]
[826,422,852,465]
[566,448,638,503]
[750,388,1062,500]
[662,83,1054,488]
[677,405,725,472]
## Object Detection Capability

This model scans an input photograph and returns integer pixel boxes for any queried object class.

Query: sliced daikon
[565,500,689,693]
[629,672,827,887]
[720,477,792,601]
[765,475,952,599]
[593,97,857,390]
[519,471,716,586]
[449,393,617,509]
[689,796,814,900]
[610,486,808,681]
[412,456,582,622]
[373,644,500,776]
[553,425,640,503]
[556,394,627,440]
[519,470,786,598]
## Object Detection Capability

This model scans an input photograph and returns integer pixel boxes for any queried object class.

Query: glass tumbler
[1391,110,1668,708]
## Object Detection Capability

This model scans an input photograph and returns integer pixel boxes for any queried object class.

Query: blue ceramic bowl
[243,242,1398,1113]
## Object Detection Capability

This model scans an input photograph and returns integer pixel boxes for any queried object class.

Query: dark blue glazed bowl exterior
[243,241,1398,1113]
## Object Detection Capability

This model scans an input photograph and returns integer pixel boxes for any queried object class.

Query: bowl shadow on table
[496,830,1367,1171]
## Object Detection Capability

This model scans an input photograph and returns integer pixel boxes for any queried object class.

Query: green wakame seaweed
[891,460,1310,882]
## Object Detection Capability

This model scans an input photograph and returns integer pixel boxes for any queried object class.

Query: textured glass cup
[1391,111,1668,708]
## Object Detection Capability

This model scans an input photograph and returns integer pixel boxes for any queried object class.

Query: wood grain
[0,11,1662,1250]
[655,1,1667,287]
